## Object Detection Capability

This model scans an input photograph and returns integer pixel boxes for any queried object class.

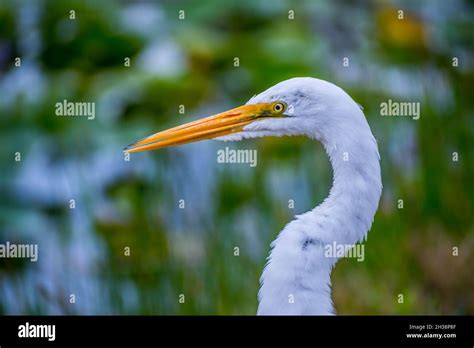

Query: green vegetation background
[0,0,473,314]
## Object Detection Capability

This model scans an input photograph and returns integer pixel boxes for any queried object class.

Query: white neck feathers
[257,117,382,315]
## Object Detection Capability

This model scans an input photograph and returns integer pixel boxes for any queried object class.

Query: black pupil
[275,104,281,111]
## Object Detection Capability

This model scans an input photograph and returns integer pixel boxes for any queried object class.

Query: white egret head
[218,77,369,144]
[123,77,368,153]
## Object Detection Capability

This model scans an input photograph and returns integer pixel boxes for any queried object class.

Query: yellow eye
[272,101,287,113]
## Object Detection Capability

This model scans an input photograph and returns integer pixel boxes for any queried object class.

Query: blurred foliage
[0,0,473,314]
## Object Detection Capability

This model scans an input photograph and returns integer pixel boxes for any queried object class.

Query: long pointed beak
[124,103,276,153]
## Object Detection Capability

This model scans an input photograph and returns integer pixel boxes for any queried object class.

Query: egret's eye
[272,101,287,114]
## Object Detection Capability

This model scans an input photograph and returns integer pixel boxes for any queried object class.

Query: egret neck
[257,113,382,315]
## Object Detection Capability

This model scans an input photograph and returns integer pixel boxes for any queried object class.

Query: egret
[124,77,382,315]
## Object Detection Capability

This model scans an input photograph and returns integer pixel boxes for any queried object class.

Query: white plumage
[125,77,382,315]
[218,78,382,315]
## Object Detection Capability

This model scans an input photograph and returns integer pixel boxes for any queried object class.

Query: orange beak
[124,103,279,153]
